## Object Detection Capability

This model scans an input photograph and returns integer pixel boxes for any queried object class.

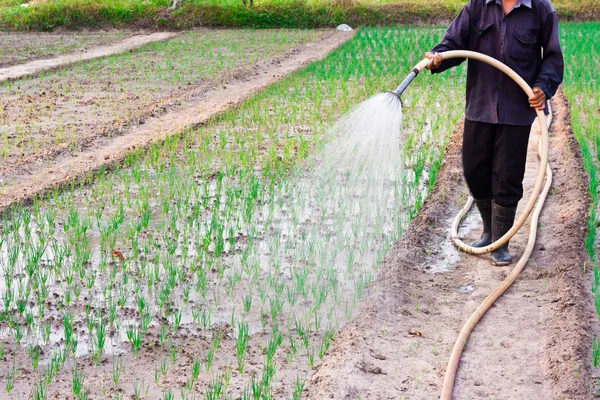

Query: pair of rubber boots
[471,198,516,266]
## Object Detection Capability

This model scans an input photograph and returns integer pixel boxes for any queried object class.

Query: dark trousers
[462,119,531,208]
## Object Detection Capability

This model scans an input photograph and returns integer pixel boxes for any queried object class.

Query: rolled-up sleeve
[430,2,471,74]
[533,11,564,98]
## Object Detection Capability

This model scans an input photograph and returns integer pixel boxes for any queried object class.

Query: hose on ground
[409,51,552,399]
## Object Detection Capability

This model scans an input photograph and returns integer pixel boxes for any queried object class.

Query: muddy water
[428,210,481,273]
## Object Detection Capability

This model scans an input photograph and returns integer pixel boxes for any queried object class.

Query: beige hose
[412,51,552,399]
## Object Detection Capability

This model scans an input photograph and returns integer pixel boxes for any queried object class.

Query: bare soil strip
[0,30,353,211]
[0,31,132,68]
[0,32,178,82]
[303,89,593,399]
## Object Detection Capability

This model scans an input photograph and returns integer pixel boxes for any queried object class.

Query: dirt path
[0,32,178,82]
[0,30,353,211]
[303,89,593,399]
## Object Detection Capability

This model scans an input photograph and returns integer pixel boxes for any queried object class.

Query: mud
[0,32,179,82]
[0,30,353,212]
[303,88,594,399]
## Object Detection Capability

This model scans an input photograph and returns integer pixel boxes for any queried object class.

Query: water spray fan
[389,50,552,400]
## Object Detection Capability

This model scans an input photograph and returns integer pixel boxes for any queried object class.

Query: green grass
[0,0,597,31]
[0,0,169,30]
[0,0,21,6]
[189,0,462,4]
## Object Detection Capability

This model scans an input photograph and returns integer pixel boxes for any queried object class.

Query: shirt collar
[485,0,532,9]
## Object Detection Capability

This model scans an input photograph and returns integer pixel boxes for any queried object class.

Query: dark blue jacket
[431,0,564,126]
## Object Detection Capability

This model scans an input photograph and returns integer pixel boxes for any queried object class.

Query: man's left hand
[529,87,546,110]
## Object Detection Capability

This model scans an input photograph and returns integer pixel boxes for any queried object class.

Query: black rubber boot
[471,197,492,248]
[491,201,517,266]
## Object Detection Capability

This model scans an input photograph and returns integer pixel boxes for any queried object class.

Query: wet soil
[0,30,353,212]
[303,89,594,399]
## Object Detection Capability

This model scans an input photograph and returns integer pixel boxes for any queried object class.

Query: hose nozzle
[389,57,431,101]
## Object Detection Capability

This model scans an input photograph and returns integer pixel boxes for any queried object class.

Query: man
[426,0,563,265]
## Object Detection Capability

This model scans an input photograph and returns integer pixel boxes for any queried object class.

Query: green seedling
[236,321,250,373]
[112,357,123,388]
[72,367,85,397]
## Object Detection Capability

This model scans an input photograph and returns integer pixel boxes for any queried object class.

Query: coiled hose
[401,51,552,399]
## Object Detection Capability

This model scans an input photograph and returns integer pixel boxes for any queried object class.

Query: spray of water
[297,92,405,241]
[256,92,407,313]
[0,92,411,366]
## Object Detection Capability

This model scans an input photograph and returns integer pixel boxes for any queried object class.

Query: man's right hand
[425,52,443,70]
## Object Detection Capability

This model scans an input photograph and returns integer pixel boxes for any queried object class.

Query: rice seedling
[28,344,40,370]
[112,357,123,388]
[0,26,471,397]
[133,378,148,400]
[0,29,322,168]
[31,379,47,400]
[162,388,174,400]
[188,356,202,388]
[236,321,250,373]
[560,22,600,377]
[72,367,85,397]
[4,365,15,393]
[292,374,306,400]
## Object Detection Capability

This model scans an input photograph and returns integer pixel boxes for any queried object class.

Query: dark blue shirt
[431,0,564,126]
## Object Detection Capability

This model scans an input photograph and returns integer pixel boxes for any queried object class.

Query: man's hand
[425,52,443,70]
[529,87,546,110]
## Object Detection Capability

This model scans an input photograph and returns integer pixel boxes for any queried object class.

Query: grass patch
[166,2,460,29]
[0,0,169,30]
[0,0,598,31]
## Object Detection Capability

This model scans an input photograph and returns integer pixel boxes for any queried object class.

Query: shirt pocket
[510,28,538,61]
[470,22,493,54]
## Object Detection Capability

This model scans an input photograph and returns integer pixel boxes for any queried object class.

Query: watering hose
[393,51,552,399]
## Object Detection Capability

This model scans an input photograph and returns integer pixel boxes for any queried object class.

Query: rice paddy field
[1,19,600,400]
[0,29,322,174]
[0,27,467,398]
[562,22,600,367]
